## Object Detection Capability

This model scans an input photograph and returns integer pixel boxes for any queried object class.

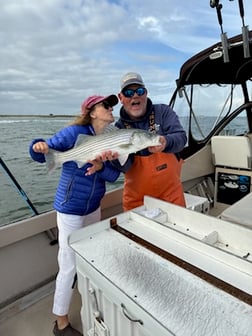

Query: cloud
[0,0,251,115]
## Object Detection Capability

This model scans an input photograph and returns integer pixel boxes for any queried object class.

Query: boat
[0,1,251,335]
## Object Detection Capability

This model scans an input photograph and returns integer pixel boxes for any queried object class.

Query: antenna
[210,0,230,62]
[237,0,250,58]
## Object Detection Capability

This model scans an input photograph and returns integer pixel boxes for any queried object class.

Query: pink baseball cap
[81,94,118,116]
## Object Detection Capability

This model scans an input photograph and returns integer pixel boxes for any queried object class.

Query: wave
[0,119,71,124]
[0,119,33,124]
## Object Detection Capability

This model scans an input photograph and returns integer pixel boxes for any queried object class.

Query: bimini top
[176,31,252,89]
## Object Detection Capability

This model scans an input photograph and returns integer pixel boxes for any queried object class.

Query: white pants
[53,208,101,316]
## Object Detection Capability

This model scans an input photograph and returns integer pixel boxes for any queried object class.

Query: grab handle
[121,303,143,325]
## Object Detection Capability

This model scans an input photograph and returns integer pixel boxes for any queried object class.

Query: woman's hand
[85,151,119,176]
[148,136,167,153]
[32,141,49,154]
[85,159,104,176]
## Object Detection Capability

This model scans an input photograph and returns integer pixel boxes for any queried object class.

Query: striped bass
[45,127,161,172]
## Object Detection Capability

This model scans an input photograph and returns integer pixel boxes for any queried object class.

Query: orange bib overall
[123,152,185,211]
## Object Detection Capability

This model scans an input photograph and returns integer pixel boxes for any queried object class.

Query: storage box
[70,196,252,336]
[220,191,252,229]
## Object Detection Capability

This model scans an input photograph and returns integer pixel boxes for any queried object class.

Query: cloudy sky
[1,0,251,116]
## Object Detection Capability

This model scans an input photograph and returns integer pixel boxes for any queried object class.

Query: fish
[45,126,161,172]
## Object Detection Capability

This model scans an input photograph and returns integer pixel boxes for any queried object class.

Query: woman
[29,94,120,336]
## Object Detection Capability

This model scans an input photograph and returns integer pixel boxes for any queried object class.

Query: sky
[1,0,252,116]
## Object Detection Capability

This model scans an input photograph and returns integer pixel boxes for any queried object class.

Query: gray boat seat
[220,191,252,229]
[211,135,252,170]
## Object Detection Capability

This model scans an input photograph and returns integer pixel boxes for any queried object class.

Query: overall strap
[123,109,181,162]
[123,109,155,132]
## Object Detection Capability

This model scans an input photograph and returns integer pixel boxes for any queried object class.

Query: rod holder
[242,25,250,58]
[221,32,229,63]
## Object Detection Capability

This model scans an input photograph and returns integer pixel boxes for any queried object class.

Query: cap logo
[120,72,145,90]
[122,74,138,83]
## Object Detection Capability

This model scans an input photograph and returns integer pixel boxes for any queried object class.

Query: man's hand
[148,136,167,153]
[96,151,119,161]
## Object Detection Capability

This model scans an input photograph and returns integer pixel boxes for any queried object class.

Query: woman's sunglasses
[122,87,146,98]
[101,101,112,110]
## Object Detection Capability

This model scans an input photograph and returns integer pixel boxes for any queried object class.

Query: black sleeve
[111,154,135,173]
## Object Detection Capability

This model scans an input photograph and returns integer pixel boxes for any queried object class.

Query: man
[114,72,187,211]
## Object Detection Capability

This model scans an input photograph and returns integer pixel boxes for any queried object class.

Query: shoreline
[0,114,75,118]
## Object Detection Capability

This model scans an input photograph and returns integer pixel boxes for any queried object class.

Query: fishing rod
[0,157,39,215]
[210,0,251,59]
[0,157,57,245]
[237,0,250,58]
[210,0,230,62]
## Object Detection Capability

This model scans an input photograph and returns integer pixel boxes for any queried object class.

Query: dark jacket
[114,98,187,172]
[29,124,120,215]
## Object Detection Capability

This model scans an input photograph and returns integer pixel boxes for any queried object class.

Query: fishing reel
[210,0,250,59]
[210,1,222,10]
[210,0,233,7]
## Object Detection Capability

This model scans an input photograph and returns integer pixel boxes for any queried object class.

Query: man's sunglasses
[122,87,146,98]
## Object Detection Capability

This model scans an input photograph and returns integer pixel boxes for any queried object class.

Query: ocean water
[1,115,247,226]
[0,116,124,226]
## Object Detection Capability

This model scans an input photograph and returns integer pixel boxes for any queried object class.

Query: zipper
[86,174,98,212]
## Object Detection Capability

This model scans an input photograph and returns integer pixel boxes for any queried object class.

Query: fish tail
[45,150,61,173]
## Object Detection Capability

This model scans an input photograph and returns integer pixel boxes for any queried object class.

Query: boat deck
[0,283,82,336]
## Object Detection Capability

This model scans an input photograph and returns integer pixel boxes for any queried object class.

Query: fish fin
[102,124,119,133]
[75,134,92,147]
[75,125,119,147]
[76,160,84,168]
[45,149,61,173]
[118,154,129,165]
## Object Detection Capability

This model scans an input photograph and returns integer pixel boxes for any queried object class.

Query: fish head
[131,130,161,149]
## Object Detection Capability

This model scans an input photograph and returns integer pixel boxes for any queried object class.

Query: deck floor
[0,284,82,336]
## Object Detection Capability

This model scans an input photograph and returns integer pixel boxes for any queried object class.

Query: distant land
[0,114,75,118]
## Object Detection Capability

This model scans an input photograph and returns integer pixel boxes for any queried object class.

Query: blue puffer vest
[29,124,120,215]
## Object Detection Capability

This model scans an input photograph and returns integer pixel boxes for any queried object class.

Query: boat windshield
[173,82,252,142]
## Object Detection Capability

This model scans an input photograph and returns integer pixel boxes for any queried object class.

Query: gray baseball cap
[120,72,145,90]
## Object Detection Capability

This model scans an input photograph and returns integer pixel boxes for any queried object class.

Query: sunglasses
[122,87,146,98]
[101,101,112,110]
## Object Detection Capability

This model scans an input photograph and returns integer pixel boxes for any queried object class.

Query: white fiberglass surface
[72,229,252,336]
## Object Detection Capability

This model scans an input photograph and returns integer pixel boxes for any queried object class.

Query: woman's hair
[69,114,91,126]
[69,105,95,126]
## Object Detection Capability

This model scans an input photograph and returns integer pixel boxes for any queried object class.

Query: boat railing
[0,157,58,244]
